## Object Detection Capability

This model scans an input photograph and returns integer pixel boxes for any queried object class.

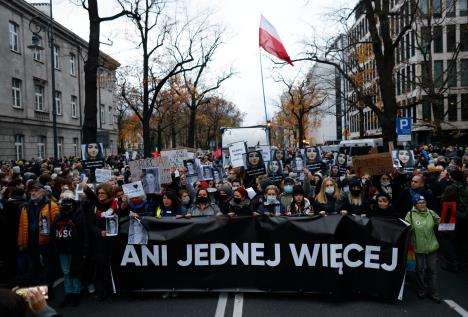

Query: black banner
[110,215,410,300]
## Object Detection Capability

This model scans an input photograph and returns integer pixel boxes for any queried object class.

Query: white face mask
[381,181,391,187]
[325,187,335,195]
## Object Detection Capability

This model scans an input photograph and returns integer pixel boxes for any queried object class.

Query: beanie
[292,185,305,196]
[259,179,272,191]
[221,184,233,197]
[12,166,20,174]
[412,194,425,206]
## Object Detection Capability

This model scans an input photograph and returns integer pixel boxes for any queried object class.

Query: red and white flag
[259,15,293,65]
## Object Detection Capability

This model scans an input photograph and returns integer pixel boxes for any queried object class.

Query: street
[51,269,468,317]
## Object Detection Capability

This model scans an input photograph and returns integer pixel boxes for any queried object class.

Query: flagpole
[259,48,271,148]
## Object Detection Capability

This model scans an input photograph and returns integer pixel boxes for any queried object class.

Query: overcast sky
[34,0,354,126]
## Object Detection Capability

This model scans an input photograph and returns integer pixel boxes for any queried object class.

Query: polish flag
[259,15,293,65]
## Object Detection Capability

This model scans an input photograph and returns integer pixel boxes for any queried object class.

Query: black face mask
[350,189,361,196]
[233,197,242,204]
[218,194,228,201]
[61,204,74,213]
[197,196,209,204]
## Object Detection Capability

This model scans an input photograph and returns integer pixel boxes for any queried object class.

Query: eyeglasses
[97,191,107,195]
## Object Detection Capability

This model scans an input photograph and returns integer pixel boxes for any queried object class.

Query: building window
[70,53,76,76]
[37,136,46,159]
[53,45,60,69]
[446,0,455,17]
[462,94,468,120]
[420,0,429,16]
[448,60,457,87]
[12,78,22,108]
[32,35,43,61]
[433,97,444,121]
[34,84,44,111]
[9,22,19,52]
[422,98,432,121]
[58,137,64,158]
[461,0,468,16]
[71,95,77,118]
[100,105,105,124]
[448,95,458,121]
[461,24,468,51]
[433,26,443,53]
[73,138,79,157]
[55,91,62,115]
[447,25,456,52]
[108,106,113,125]
[433,0,442,18]
[461,59,468,86]
[14,134,24,160]
[433,60,443,88]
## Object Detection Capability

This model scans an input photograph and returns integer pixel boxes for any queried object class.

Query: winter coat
[313,195,346,215]
[405,207,440,254]
[187,203,220,216]
[17,198,59,249]
[228,198,252,216]
[258,200,286,215]
[287,198,313,215]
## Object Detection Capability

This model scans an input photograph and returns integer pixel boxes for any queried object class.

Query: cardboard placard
[128,157,172,184]
[160,149,189,168]
[352,152,394,177]
[229,141,247,168]
[439,201,456,231]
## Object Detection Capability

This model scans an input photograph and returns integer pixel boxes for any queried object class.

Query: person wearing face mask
[250,177,271,213]
[342,178,369,216]
[314,177,347,216]
[279,178,295,209]
[258,185,285,216]
[186,188,221,217]
[405,194,441,302]
[52,191,88,307]
[228,187,252,217]
[119,194,151,218]
[216,185,233,214]
[367,193,398,218]
[178,190,192,210]
[17,182,60,298]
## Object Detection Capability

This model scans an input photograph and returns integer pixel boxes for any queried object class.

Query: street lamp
[27,0,58,161]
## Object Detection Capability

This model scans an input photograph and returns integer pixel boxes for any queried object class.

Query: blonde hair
[315,177,341,204]
[265,184,279,195]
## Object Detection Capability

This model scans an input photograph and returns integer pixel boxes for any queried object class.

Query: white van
[339,138,384,157]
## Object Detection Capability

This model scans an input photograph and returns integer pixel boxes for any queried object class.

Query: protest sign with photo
[142,168,161,194]
[95,168,112,183]
[81,143,105,169]
[271,149,286,163]
[229,141,248,168]
[352,153,394,177]
[267,160,283,182]
[128,157,172,184]
[122,181,145,198]
[243,150,266,177]
[184,159,198,176]
[305,146,323,173]
[128,218,148,245]
[201,165,214,180]
[160,149,189,168]
[391,149,415,174]
[291,154,305,172]
[105,215,119,236]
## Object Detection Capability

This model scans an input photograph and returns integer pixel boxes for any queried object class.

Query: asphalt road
[51,269,468,317]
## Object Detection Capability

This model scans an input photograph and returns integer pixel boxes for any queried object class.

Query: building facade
[0,0,119,160]
[340,0,468,145]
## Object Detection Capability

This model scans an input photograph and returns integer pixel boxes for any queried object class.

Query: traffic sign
[396,117,411,135]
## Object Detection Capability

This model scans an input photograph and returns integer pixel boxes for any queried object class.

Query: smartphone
[15,285,48,299]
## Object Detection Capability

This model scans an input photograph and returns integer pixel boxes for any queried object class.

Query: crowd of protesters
[0,144,467,311]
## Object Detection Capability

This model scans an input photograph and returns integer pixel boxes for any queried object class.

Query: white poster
[256,145,271,162]
[122,181,145,198]
[105,215,119,236]
[229,141,247,168]
[95,169,112,183]
[142,167,161,194]
[128,218,148,245]
[160,149,189,168]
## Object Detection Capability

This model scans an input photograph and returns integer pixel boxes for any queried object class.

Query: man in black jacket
[395,174,437,218]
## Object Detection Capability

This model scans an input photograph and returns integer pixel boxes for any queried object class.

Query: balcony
[34,110,50,121]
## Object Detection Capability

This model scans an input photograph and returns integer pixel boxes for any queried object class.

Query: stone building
[0,0,119,160]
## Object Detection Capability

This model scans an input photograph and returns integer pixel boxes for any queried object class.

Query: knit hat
[349,177,362,188]
[313,172,323,179]
[259,178,272,191]
[234,187,248,198]
[199,181,209,189]
[292,185,305,196]
[412,194,425,205]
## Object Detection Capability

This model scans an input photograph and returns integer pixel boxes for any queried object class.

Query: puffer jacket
[404,207,440,254]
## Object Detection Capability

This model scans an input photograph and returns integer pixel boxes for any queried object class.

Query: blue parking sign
[396,117,411,135]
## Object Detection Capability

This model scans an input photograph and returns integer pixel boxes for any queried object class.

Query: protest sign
[229,141,247,168]
[201,165,214,180]
[122,181,145,198]
[267,160,283,182]
[391,150,415,174]
[128,218,148,245]
[142,168,161,194]
[81,143,105,169]
[105,215,119,236]
[438,202,456,231]
[95,169,112,183]
[128,157,172,184]
[256,145,271,162]
[111,215,409,300]
[243,150,266,177]
[352,153,394,177]
[160,149,189,168]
